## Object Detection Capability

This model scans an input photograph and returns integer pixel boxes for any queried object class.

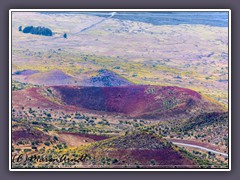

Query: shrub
[31,146,37,150]
[17,140,23,145]
[16,148,21,152]
[112,158,118,164]
[53,136,58,141]
[44,141,50,146]
[24,149,31,153]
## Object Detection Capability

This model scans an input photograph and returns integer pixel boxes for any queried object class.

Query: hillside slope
[70,132,199,168]
[51,85,225,119]
[83,69,133,87]
[12,69,133,87]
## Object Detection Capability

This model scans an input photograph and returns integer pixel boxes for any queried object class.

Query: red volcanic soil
[58,132,109,141]
[91,149,196,168]
[130,149,195,167]
[12,128,50,142]
[57,132,110,147]
[12,87,82,112]
[84,133,197,168]
[51,85,224,119]
[12,84,225,119]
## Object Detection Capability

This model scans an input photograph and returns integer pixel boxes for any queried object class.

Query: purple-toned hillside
[85,69,133,87]
[52,85,224,119]
[13,69,40,76]
[12,69,133,87]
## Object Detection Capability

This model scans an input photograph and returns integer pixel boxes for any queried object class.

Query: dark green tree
[22,26,53,36]
[18,26,22,31]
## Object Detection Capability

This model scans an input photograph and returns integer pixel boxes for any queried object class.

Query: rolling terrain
[69,132,198,168]
[12,12,228,106]
[12,82,225,120]
[12,69,133,87]
[52,85,225,119]
[11,12,229,169]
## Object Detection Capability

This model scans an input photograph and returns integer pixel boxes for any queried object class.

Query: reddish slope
[52,85,225,119]
[12,87,82,112]
[82,132,197,168]
[12,127,50,143]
